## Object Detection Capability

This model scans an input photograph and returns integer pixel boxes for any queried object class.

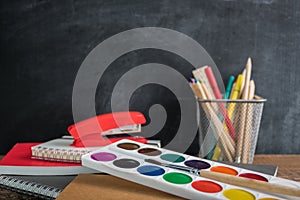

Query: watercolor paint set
[82,139,300,200]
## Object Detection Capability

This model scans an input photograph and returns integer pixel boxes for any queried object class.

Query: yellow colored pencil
[228,74,244,119]
[239,69,246,99]
[229,83,236,99]
[211,143,222,161]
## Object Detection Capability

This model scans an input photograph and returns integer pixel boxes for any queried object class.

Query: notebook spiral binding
[0,175,61,199]
[31,146,90,163]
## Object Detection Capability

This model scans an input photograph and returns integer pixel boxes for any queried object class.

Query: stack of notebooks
[0,112,161,199]
[0,136,97,199]
[0,136,161,199]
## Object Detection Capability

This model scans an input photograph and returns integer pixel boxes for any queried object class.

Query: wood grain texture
[57,174,184,200]
[254,154,300,181]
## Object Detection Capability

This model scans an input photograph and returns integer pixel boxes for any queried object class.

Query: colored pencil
[236,57,252,163]
[225,75,235,99]
[227,74,244,119]
[239,69,246,98]
[242,79,256,163]
[229,83,236,99]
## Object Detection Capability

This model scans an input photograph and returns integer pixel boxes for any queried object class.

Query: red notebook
[0,143,96,175]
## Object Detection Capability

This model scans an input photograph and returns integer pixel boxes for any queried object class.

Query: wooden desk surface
[0,154,299,199]
[254,154,300,181]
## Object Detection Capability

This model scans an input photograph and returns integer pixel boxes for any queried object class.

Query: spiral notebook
[31,137,161,163]
[0,175,76,199]
[0,143,96,175]
[31,138,98,163]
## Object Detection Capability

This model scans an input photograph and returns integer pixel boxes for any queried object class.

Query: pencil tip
[247,57,252,63]
[242,69,246,75]
[247,57,252,68]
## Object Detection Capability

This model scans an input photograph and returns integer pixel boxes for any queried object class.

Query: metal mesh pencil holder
[197,98,266,164]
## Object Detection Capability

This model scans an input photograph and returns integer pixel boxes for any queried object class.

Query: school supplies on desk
[0,143,97,175]
[82,139,300,200]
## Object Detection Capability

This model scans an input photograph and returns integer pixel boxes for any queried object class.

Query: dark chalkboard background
[1,0,299,155]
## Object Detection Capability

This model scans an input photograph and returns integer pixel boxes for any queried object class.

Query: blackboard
[1,0,299,155]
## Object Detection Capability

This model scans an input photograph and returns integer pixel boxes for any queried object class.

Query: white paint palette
[82,139,300,200]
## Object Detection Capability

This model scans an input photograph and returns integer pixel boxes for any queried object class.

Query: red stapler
[68,112,147,147]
